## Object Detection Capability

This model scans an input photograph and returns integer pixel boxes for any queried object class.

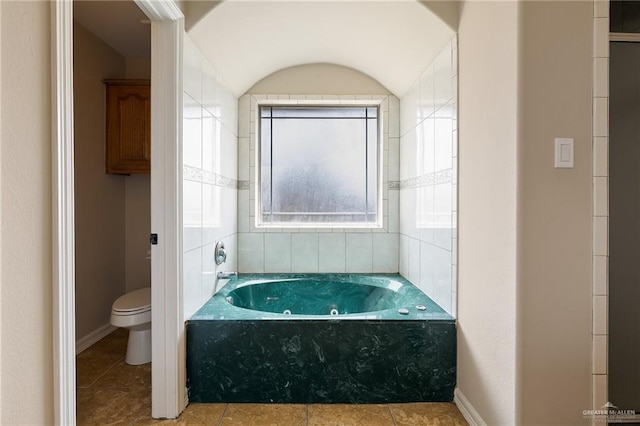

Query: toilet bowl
[110,287,151,365]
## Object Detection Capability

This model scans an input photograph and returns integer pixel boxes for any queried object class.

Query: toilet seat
[112,287,151,315]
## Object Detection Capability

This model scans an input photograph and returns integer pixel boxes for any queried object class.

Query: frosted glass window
[259,105,379,226]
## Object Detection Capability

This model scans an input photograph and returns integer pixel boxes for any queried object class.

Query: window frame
[254,99,385,229]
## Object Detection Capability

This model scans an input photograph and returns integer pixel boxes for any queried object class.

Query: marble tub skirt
[186,274,456,404]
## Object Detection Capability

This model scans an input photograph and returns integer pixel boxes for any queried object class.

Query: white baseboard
[455,388,487,426]
[76,323,118,355]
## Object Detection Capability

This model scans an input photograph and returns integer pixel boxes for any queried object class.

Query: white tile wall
[594,17,610,59]
[319,233,346,272]
[594,58,609,99]
[593,177,608,217]
[398,36,458,316]
[399,234,409,277]
[593,217,608,256]
[183,180,202,252]
[593,334,607,375]
[593,137,608,177]
[593,295,608,335]
[408,238,421,284]
[237,92,400,274]
[264,233,291,272]
[593,374,608,409]
[593,97,609,137]
[182,35,238,321]
[292,233,320,272]
[419,242,434,296]
[593,255,607,296]
[346,233,374,272]
[238,233,264,273]
[372,233,400,273]
[592,2,609,408]
[183,247,203,319]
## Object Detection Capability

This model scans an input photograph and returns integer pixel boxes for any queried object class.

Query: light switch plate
[555,138,574,168]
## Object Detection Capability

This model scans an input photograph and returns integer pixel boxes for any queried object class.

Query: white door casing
[52,0,185,422]
[51,1,75,424]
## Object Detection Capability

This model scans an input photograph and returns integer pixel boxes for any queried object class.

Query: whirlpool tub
[186,274,456,403]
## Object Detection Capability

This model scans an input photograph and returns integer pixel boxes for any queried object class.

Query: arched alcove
[247,63,391,96]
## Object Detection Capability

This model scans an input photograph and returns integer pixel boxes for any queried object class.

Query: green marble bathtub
[191,273,453,320]
[187,273,456,403]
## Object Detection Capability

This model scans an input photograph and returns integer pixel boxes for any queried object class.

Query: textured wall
[1,1,54,423]
[457,1,519,424]
[73,22,127,340]
[124,57,151,294]
[457,1,593,424]
[517,2,592,423]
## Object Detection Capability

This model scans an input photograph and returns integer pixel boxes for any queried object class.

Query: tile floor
[77,329,467,425]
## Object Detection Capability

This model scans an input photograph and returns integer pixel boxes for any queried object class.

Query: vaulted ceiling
[186,0,456,97]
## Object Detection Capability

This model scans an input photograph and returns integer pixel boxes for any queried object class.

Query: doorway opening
[52,0,184,422]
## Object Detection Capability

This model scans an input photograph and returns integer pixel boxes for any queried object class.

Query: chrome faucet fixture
[217,271,238,279]
[214,241,227,265]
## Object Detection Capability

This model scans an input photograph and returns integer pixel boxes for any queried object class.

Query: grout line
[306,404,310,426]
[216,403,229,426]
[388,405,398,426]
[83,356,124,389]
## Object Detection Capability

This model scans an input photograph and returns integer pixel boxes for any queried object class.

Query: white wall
[457,1,519,424]
[236,65,399,274]
[1,1,54,423]
[182,34,238,320]
[398,38,457,316]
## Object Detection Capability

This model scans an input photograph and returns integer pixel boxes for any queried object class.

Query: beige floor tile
[389,403,468,426]
[221,404,306,426]
[93,359,151,388]
[133,403,227,425]
[77,387,150,426]
[77,330,127,388]
[176,403,226,424]
[308,404,394,426]
[130,405,171,425]
[131,417,175,426]
[76,351,121,388]
[82,329,129,358]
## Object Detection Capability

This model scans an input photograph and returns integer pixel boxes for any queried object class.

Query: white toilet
[110,287,151,365]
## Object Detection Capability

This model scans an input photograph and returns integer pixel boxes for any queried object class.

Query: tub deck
[186,274,456,404]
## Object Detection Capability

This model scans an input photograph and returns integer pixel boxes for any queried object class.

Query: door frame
[51,0,185,423]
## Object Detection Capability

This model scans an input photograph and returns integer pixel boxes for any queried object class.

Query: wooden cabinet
[105,80,150,174]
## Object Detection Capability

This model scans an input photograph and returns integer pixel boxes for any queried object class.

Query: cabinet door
[105,82,150,174]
